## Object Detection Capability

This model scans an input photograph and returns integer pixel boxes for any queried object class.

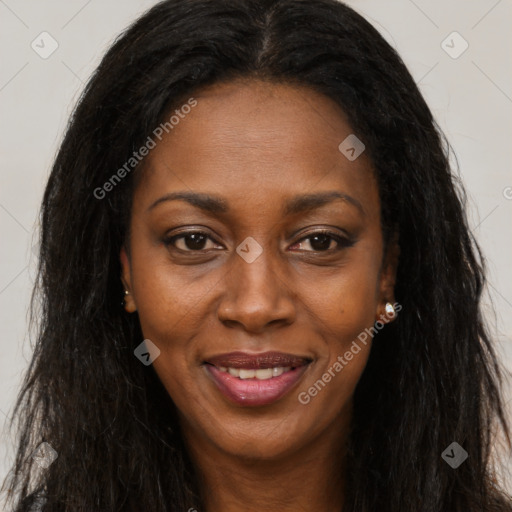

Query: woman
[2,0,511,510]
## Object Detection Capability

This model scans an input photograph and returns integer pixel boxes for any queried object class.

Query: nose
[217,247,297,333]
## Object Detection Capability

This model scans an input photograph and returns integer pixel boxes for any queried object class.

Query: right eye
[163,231,224,252]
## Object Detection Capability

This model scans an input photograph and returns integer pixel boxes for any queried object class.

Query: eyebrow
[283,191,364,216]
[147,190,364,216]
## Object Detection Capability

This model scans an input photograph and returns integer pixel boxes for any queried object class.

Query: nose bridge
[217,240,296,331]
[237,246,278,297]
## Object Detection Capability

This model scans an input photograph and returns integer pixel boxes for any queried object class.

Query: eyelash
[163,229,353,254]
[290,230,353,252]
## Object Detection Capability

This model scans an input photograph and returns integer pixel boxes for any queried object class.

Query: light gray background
[1,0,511,501]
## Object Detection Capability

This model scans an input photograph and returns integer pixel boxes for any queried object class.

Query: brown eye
[164,231,222,252]
[290,230,353,253]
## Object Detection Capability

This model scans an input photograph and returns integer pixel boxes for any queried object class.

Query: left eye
[290,231,349,252]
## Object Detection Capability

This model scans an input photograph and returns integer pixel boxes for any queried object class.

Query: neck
[183,411,349,512]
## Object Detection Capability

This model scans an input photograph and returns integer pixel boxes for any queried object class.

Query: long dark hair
[2,0,511,510]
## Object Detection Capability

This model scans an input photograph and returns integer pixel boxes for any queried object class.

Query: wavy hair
[2,0,511,510]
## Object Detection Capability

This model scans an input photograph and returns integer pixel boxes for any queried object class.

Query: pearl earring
[385,302,395,317]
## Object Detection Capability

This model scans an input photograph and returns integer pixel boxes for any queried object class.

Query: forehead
[134,79,378,219]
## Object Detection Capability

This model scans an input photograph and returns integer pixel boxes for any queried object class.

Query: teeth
[273,367,283,377]
[239,369,255,379]
[255,368,273,380]
[218,366,293,380]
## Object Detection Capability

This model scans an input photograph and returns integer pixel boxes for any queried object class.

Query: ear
[376,232,399,323]
[120,245,137,313]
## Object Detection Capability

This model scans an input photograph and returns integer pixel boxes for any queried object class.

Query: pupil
[310,234,331,251]
[186,234,207,250]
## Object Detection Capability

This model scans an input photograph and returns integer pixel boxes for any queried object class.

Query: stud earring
[385,302,396,317]
[121,290,129,308]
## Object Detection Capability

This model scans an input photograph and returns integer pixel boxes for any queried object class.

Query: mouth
[202,351,312,407]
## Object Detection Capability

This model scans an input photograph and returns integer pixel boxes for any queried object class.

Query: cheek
[127,260,193,380]
[298,306,374,421]
[296,250,380,399]
[129,248,210,342]
[128,247,220,405]
[300,255,382,342]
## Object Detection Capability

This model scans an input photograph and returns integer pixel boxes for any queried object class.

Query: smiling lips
[203,351,311,406]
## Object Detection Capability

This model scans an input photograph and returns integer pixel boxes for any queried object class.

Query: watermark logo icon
[31,32,59,59]
[32,442,58,469]
[134,339,161,366]
[441,32,469,59]
[441,441,468,468]
[338,134,365,161]
[236,237,263,263]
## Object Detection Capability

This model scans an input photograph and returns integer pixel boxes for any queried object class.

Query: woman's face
[121,79,397,460]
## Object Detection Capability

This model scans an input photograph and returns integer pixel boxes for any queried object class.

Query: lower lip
[204,364,309,407]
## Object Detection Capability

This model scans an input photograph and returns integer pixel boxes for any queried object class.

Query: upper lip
[204,351,312,369]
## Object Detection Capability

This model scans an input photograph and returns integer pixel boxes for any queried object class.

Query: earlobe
[377,233,400,323]
[120,246,137,313]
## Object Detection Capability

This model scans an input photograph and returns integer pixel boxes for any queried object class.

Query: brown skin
[120,79,398,512]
